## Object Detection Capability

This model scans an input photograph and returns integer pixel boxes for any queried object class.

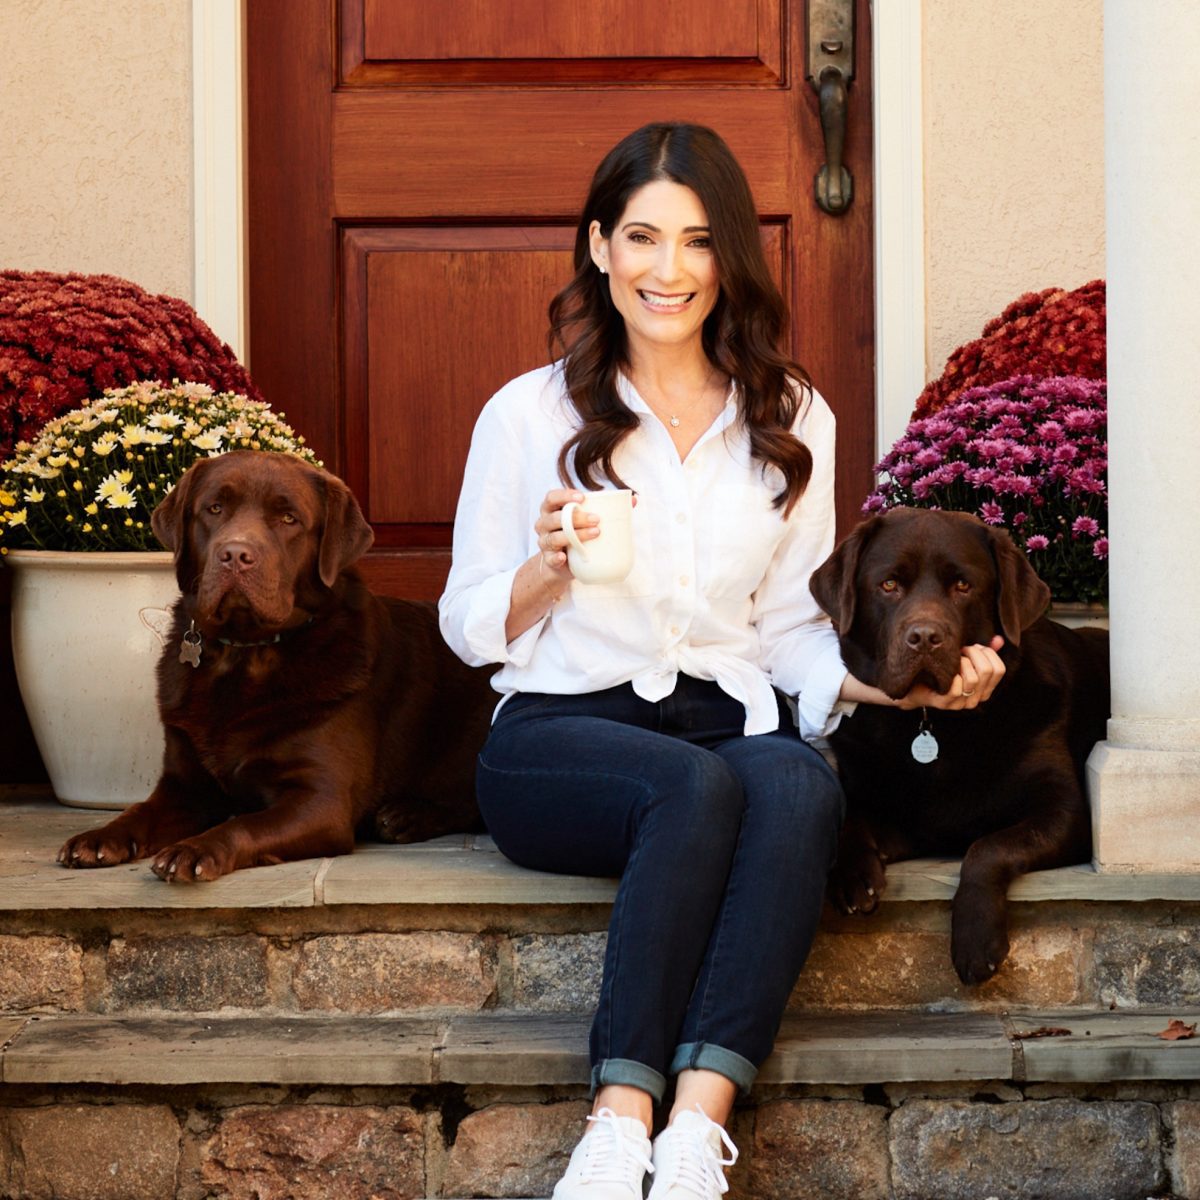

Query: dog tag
[179,625,203,668]
[911,729,939,764]
[911,709,938,764]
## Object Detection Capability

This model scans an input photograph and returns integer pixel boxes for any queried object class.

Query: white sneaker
[551,1107,654,1200]
[646,1106,738,1199]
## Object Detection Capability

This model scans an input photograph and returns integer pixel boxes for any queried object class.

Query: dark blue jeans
[476,675,844,1102]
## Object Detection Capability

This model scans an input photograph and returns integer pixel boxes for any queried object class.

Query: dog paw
[58,831,140,869]
[373,802,446,844]
[150,841,228,883]
[951,889,1011,985]
[827,849,887,915]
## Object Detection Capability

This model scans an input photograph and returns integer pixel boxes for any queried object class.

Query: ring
[962,689,976,698]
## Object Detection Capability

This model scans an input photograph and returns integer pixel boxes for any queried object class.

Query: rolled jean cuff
[670,1041,758,1096]
[591,1057,667,1104]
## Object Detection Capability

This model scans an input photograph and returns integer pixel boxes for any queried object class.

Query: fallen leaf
[1157,1019,1197,1041]
[1012,1026,1072,1040]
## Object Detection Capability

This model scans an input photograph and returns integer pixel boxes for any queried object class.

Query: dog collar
[178,618,313,668]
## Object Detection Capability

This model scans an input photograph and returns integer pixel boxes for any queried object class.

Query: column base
[1087,742,1200,871]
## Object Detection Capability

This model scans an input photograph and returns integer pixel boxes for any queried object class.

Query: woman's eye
[628,232,653,244]
[880,579,898,594]
[690,237,712,249]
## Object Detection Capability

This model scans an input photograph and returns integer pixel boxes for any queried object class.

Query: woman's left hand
[898,636,1006,711]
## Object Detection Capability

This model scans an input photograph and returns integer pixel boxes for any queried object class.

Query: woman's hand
[895,636,1006,711]
[840,636,1007,712]
[504,488,596,643]
[533,488,594,589]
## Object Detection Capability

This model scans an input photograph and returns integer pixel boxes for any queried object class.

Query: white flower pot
[6,550,178,809]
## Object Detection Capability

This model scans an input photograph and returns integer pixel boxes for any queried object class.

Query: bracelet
[537,555,566,605]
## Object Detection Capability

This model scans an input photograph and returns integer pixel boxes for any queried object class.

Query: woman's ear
[588,221,608,272]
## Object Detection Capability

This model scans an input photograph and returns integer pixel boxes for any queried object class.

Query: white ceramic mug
[560,489,635,584]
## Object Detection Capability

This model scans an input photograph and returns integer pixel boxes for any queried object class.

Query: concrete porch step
[3,1008,1199,1087]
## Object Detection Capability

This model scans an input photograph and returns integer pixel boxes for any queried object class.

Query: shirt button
[678,576,689,588]
[675,512,687,524]
[670,625,681,637]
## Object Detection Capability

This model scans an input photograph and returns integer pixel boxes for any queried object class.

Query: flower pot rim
[4,548,175,570]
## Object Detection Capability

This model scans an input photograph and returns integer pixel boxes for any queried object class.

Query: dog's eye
[207,503,222,515]
[953,579,971,594]
[880,579,899,594]
[280,513,297,525]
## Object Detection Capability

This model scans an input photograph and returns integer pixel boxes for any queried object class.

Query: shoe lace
[658,1106,738,1198]
[579,1107,655,1187]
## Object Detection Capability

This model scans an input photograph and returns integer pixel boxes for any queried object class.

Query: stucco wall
[0,0,194,302]
[922,0,1105,378]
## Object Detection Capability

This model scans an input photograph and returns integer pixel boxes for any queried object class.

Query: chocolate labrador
[58,451,494,881]
[810,507,1109,984]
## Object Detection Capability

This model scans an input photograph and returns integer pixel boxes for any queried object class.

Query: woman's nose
[654,241,685,283]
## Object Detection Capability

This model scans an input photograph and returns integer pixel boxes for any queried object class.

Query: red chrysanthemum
[0,270,262,456]
[915,279,1106,418]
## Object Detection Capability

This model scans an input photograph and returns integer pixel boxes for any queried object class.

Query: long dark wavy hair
[548,122,814,514]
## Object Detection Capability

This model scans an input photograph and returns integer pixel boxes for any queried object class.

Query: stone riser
[3,899,1199,1019]
[1,1082,1197,1200]
[4,796,1200,1197]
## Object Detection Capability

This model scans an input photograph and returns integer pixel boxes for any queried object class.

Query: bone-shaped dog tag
[179,626,203,668]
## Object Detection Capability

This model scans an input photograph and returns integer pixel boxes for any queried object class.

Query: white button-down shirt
[438,364,850,740]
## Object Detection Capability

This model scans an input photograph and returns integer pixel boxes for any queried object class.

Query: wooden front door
[247,0,874,600]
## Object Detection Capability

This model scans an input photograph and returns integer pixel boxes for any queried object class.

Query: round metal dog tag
[911,729,939,764]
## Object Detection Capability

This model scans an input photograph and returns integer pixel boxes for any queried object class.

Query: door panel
[249,0,874,600]
[343,0,781,84]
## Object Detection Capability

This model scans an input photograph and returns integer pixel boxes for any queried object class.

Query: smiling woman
[589,181,719,352]
[438,122,849,1200]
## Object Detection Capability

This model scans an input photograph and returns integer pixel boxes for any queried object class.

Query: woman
[439,123,1003,1200]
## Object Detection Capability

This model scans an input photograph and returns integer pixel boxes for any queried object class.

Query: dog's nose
[905,623,945,652]
[218,540,257,570]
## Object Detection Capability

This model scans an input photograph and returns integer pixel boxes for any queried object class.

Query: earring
[598,265,607,275]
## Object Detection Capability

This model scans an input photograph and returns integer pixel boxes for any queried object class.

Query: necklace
[639,368,721,429]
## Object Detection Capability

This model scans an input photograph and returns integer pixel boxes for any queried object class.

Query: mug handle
[560,501,587,560]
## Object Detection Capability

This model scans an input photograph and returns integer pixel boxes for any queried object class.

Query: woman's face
[589,179,720,356]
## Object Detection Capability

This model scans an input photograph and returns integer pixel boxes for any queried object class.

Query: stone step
[3,1008,1199,1087]
[5,789,1200,1022]
[6,788,1200,910]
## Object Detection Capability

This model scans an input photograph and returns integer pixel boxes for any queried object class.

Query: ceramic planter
[6,549,178,809]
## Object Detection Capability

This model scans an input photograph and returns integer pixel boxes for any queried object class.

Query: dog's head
[151,451,374,639]
[810,507,1050,699]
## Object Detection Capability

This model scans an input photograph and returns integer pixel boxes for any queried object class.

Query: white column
[1088,0,1200,870]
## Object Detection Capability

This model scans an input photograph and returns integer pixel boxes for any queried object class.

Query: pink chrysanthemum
[866,373,1108,604]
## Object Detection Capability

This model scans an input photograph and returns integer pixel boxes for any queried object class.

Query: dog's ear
[317,472,374,586]
[152,456,215,593]
[988,526,1051,645]
[810,514,884,635]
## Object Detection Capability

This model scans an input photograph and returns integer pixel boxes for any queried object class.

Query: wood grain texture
[340,0,782,85]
